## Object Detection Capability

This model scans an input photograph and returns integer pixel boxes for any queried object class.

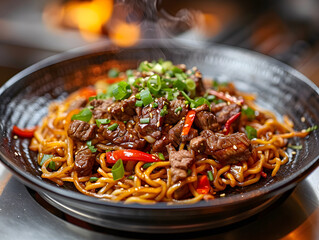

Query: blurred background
[1,0,319,86]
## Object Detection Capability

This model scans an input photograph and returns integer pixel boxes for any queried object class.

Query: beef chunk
[98,121,145,149]
[90,99,113,120]
[167,119,198,147]
[211,103,241,125]
[75,148,96,176]
[109,95,136,121]
[189,68,205,96]
[195,111,220,131]
[68,120,97,141]
[167,144,195,183]
[164,99,188,125]
[190,131,251,165]
[135,97,168,140]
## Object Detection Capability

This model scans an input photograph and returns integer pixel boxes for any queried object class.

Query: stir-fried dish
[16,60,316,204]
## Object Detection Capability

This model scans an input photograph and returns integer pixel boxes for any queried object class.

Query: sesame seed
[157,122,160,127]
[129,134,133,138]
[107,107,111,112]
[13,135,18,139]
[292,151,296,155]
[301,117,305,122]
[150,113,153,118]
[121,107,124,112]
[233,145,237,150]
[257,151,262,154]
[220,193,226,197]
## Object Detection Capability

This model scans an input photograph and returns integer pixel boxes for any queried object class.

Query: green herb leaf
[89,177,99,182]
[40,154,53,166]
[157,153,165,160]
[71,108,92,122]
[140,89,153,106]
[48,161,56,170]
[288,144,303,150]
[173,79,186,91]
[142,162,156,169]
[135,100,143,107]
[87,140,97,153]
[108,123,119,131]
[127,175,135,180]
[245,126,257,140]
[112,81,131,100]
[207,171,214,181]
[242,106,255,120]
[112,159,125,180]
[108,68,119,78]
[140,118,150,124]
[160,105,168,117]
[126,69,133,76]
[95,119,111,127]
[305,125,318,132]
[175,106,182,113]
[147,74,162,95]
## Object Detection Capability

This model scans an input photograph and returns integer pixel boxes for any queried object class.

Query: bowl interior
[0,40,319,209]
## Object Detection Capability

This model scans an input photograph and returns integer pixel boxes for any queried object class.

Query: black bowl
[0,40,318,233]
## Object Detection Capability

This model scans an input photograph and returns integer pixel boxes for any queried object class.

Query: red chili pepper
[181,110,196,136]
[196,175,211,194]
[78,87,97,99]
[106,149,160,164]
[223,112,241,135]
[105,77,125,84]
[208,89,244,105]
[12,125,37,138]
[261,171,267,178]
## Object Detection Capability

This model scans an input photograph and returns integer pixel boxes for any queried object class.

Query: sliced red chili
[106,149,160,164]
[181,110,196,136]
[196,175,211,194]
[12,125,37,138]
[261,171,267,178]
[208,89,244,105]
[78,87,97,99]
[223,112,241,135]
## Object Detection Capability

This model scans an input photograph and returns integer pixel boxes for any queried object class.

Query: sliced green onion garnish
[147,74,162,94]
[135,93,141,99]
[181,90,193,104]
[126,69,133,76]
[187,169,192,176]
[90,177,99,182]
[172,66,183,74]
[161,61,173,71]
[152,63,163,74]
[160,105,168,117]
[108,123,119,131]
[173,79,186,91]
[40,154,53,166]
[152,102,158,108]
[207,171,214,181]
[95,119,111,127]
[71,108,92,122]
[108,68,119,78]
[135,100,143,107]
[87,140,97,153]
[111,159,125,180]
[175,106,183,113]
[158,153,165,160]
[192,97,210,109]
[112,81,131,100]
[175,73,186,81]
[242,106,255,120]
[305,125,318,132]
[127,175,135,180]
[207,95,216,102]
[140,118,150,124]
[140,89,153,106]
[288,144,303,150]
[48,161,56,170]
[142,162,156,169]
[245,126,257,140]
[186,79,196,91]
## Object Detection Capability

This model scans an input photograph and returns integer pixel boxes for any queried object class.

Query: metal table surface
[0,162,318,240]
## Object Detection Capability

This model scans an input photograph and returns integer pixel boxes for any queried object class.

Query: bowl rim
[1,39,319,210]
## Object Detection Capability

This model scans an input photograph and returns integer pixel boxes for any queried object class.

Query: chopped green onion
[172,66,183,74]
[95,119,111,127]
[161,61,173,71]
[48,161,56,170]
[108,68,119,78]
[173,79,186,91]
[185,78,196,92]
[87,140,97,153]
[288,144,303,150]
[305,125,318,132]
[123,121,127,124]
[245,126,257,140]
[140,89,153,106]
[135,93,141,99]
[126,69,133,76]
[111,159,125,180]
[112,81,131,100]
[71,108,92,122]
[175,73,186,81]
[90,177,99,182]
[142,162,156,169]
[152,102,158,108]
[242,106,255,120]
[127,175,135,180]
[152,63,163,74]
[40,154,53,166]
[140,118,150,124]
[181,90,194,104]
[192,97,210,109]
[147,74,162,94]
[207,95,216,102]
[135,100,143,107]
[187,169,192,176]
[108,123,119,131]
[207,171,214,181]
[175,106,183,113]
[158,153,165,160]
[160,105,168,117]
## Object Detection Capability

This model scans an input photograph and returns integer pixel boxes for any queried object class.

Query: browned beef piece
[98,121,145,149]
[109,95,136,121]
[74,148,96,176]
[135,97,168,140]
[190,130,251,165]
[164,99,188,125]
[211,103,241,125]
[189,68,205,96]
[167,144,195,183]
[90,99,113,120]
[167,119,198,147]
[194,111,220,131]
[68,120,97,141]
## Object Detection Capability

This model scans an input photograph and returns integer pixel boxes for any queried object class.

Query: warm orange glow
[199,13,221,37]
[109,21,141,47]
